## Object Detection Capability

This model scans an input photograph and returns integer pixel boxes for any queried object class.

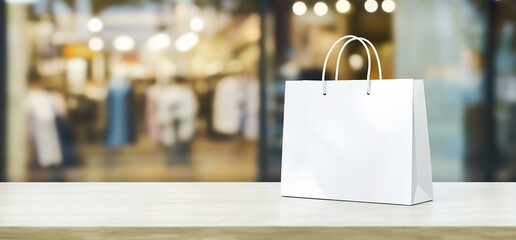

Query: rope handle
[321,35,383,95]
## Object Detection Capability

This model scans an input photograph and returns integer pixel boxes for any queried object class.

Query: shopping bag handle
[322,35,382,95]
[335,37,382,84]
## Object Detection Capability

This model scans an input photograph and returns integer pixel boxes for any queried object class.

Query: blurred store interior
[0,0,515,182]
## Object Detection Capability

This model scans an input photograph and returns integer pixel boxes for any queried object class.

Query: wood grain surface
[1,183,516,239]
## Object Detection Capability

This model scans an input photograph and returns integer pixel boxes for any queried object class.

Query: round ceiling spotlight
[336,0,351,13]
[87,17,103,32]
[147,33,171,51]
[88,37,104,52]
[364,0,378,13]
[349,54,364,70]
[381,0,396,13]
[190,18,205,32]
[114,35,135,52]
[292,1,307,16]
[175,32,199,52]
[314,2,328,16]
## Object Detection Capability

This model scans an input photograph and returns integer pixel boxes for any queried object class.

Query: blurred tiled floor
[28,136,257,182]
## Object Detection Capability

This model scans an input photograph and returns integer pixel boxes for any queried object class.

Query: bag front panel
[281,79,414,205]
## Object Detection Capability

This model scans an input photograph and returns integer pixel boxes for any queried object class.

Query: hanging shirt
[212,76,245,135]
[105,81,136,148]
[25,89,62,167]
[156,84,198,146]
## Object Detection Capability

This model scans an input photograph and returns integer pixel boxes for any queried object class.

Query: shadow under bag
[281,35,433,205]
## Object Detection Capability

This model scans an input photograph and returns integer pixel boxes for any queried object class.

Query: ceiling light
[381,0,396,13]
[175,32,199,52]
[88,37,104,52]
[292,1,307,16]
[364,0,378,13]
[190,18,205,32]
[147,33,171,51]
[314,2,328,16]
[336,0,351,13]
[349,54,364,70]
[87,18,103,33]
[114,35,135,52]
[5,0,38,4]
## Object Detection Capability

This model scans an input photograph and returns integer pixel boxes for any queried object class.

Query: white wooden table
[0,183,515,239]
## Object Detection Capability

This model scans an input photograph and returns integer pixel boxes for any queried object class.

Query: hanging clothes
[145,84,162,143]
[155,84,198,146]
[212,75,259,139]
[55,116,79,167]
[25,89,62,167]
[105,80,136,148]
[51,92,79,167]
[212,76,245,135]
[68,94,98,143]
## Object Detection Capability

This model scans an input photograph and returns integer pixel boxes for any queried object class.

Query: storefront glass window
[6,0,261,181]
[3,0,515,182]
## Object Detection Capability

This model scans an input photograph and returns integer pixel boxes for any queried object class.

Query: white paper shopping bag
[280,35,433,205]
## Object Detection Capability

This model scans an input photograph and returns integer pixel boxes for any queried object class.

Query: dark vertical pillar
[0,0,6,182]
[273,0,290,64]
[258,0,269,182]
[483,0,497,182]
